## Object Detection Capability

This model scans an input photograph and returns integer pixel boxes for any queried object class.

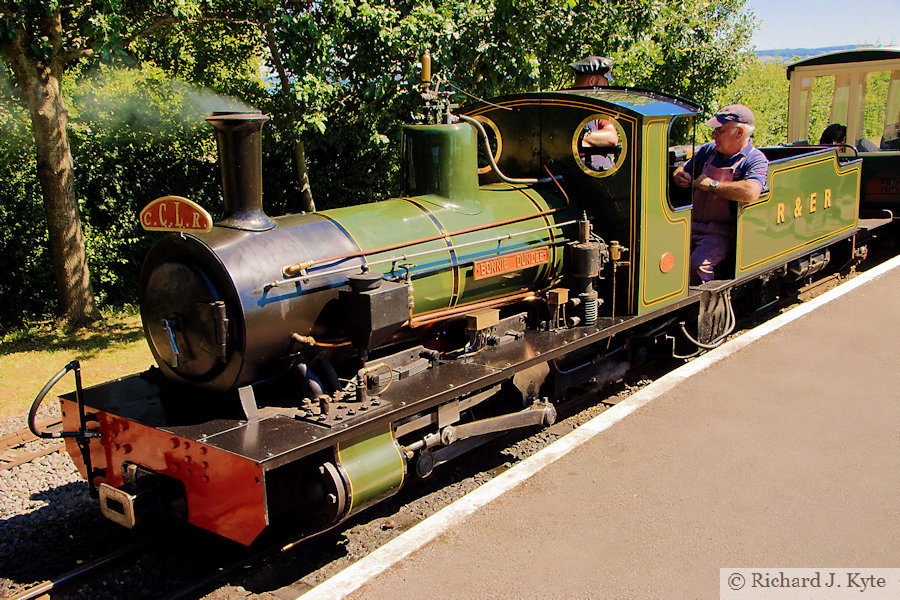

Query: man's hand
[673,167,692,188]
[693,176,716,192]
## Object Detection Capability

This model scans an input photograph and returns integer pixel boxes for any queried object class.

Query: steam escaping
[173,80,257,120]
[71,67,259,134]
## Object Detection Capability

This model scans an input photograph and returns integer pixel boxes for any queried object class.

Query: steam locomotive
[31,63,892,546]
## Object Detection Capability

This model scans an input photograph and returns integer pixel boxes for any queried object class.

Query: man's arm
[692,176,762,203]
[583,121,618,147]
[678,148,768,203]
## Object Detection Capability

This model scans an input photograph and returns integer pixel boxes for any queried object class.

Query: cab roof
[552,87,700,117]
[786,46,900,78]
[463,88,700,119]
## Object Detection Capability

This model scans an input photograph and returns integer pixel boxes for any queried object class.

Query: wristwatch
[708,180,719,192]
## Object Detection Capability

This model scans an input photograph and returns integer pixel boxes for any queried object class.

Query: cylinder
[569,241,602,278]
[336,425,406,516]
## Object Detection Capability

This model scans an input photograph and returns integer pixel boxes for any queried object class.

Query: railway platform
[301,256,900,600]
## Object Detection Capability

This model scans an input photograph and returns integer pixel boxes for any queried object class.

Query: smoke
[0,62,36,138]
[71,66,260,135]
[171,80,257,119]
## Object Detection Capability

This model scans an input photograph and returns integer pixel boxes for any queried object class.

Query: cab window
[572,114,626,177]
[668,115,695,209]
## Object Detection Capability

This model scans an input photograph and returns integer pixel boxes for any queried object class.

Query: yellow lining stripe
[737,154,861,271]
[318,213,366,267]
[509,186,558,281]
[739,224,857,271]
[745,154,862,208]
[640,119,688,307]
[399,197,460,308]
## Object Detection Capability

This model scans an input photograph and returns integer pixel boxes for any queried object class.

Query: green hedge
[0,65,406,328]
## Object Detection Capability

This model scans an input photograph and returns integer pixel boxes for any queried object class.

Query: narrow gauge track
[0,419,63,471]
[1,255,892,600]
[5,541,150,600]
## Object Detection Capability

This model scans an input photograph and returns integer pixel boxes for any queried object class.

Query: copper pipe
[316,209,560,269]
[271,221,574,289]
[409,290,539,328]
[545,165,570,205]
[290,333,352,348]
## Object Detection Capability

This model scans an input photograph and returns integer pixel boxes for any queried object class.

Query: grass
[0,308,155,419]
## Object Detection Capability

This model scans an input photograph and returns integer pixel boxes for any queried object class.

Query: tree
[1,1,105,326]
[720,58,789,146]
[0,0,262,326]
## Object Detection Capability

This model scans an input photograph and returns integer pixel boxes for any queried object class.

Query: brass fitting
[283,260,315,278]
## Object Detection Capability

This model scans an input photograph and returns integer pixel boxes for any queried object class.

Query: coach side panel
[735,149,861,276]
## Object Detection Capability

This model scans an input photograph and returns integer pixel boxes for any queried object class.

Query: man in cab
[673,104,769,284]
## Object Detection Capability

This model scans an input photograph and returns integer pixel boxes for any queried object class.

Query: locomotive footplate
[63,292,703,470]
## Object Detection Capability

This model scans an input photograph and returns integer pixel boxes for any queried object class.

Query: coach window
[572,114,626,177]
[667,114,695,209]
[876,70,900,150]
[847,70,893,149]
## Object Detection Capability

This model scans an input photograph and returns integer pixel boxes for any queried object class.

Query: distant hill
[757,45,860,63]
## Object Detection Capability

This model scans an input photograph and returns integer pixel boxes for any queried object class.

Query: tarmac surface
[301,258,900,600]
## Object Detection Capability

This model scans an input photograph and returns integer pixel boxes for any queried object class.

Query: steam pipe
[269,219,577,289]
[457,115,554,184]
[281,171,570,279]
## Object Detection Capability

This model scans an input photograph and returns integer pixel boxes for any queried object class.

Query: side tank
[140,114,575,392]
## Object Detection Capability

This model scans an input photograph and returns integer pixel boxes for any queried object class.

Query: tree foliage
[0,0,759,328]
[252,0,756,208]
[0,0,265,326]
[720,59,789,146]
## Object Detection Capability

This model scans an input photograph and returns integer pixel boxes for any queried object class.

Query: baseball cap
[704,104,755,127]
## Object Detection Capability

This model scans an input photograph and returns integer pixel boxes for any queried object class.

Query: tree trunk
[32,77,100,326]
[264,23,316,213]
[293,140,315,212]
[4,29,100,327]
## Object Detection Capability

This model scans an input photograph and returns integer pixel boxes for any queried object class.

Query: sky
[747,0,900,50]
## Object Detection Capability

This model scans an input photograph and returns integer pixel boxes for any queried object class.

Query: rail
[0,419,64,471]
[6,540,150,600]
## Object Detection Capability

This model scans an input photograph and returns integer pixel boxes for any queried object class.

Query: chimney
[206,111,275,232]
